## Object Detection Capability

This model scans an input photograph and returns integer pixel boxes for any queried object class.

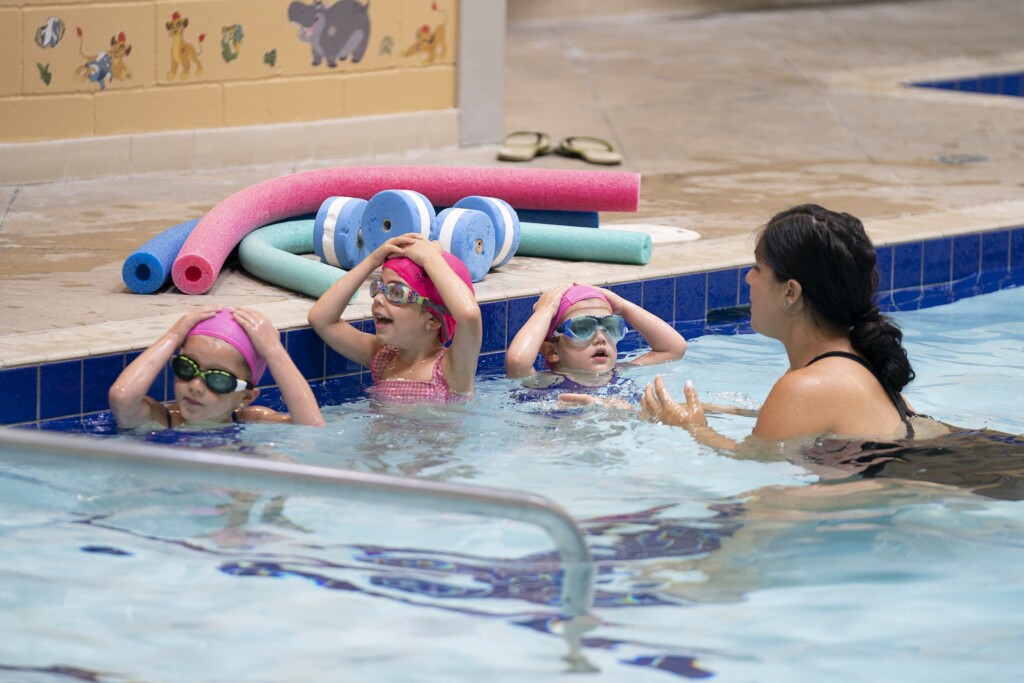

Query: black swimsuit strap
[805,351,915,437]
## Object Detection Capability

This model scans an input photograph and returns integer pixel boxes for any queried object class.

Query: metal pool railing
[0,428,596,617]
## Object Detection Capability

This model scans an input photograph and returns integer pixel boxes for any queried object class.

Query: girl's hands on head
[366,234,420,269]
[536,283,571,313]
[641,376,707,429]
[232,307,282,356]
[576,282,623,313]
[169,306,219,342]
[401,234,444,265]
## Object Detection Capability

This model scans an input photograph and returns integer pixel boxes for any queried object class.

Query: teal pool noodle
[238,220,347,299]
[516,222,652,265]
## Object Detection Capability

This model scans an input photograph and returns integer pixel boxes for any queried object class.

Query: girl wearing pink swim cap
[309,234,482,402]
[109,306,324,428]
[505,282,687,389]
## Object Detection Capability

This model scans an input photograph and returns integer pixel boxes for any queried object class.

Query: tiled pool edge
[4,224,1022,429]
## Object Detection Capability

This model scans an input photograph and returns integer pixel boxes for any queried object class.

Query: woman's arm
[505,284,570,379]
[234,308,324,427]
[641,376,740,452]
[108,307,217,428]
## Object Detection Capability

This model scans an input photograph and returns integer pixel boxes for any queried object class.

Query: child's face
[544,300,618,374]
[173,335,255,423]
[371,271,440,343]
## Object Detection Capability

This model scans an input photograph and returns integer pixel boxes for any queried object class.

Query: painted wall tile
[0,10,20,97]
[279,0,388,75]
[224,76,347,126]
[398,0,456,69]
[94,84,222,135]
[155,2,220,84]
[23,5,155,96]
[398,64,455,110]
[0,95,93,142]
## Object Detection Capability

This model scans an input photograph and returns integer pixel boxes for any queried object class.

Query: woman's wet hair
[754,203,915,393]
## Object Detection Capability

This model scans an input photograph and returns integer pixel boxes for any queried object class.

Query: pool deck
[1,0,1023,372]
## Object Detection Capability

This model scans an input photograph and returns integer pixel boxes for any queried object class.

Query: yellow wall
[0,0,457,143]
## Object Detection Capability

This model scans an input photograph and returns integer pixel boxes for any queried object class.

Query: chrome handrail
[0,428,595,617]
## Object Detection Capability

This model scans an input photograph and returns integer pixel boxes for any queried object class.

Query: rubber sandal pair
[497,132,622,165]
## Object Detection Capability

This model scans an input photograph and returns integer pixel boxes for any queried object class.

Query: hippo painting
[288,0,370,67]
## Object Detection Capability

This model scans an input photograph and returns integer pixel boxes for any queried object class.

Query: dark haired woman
[643,204,949,451]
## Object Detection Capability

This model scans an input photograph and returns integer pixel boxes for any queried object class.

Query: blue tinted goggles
[552,314,627,344]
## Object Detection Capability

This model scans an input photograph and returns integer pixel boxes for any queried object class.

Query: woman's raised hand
[641,376,707,429]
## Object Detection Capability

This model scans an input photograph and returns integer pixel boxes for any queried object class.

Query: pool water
[1,288,1022,681]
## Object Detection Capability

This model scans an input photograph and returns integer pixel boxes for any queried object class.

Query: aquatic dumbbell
[452,196,521,269]
[435,207,495,282]
[362,189,437,253]
[313,196,369,269]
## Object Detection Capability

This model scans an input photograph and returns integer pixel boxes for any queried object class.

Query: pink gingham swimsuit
[368,345,464,403]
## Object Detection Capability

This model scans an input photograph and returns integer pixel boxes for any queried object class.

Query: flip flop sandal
[497,131,552,161]
[556,136,622,165]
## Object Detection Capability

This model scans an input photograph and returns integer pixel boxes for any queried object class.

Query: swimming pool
[1,285,1021,681]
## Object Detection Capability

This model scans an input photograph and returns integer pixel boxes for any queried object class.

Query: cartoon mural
[221,24,244,63]
[74,28,132,91]
[165,12,205,80]
[35,17,66,49]
[8,0,459,144]
[403,2,446,65]
[287,0,371,67]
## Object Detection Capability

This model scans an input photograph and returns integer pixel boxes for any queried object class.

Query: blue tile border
[5,224,1023,427]
[910,71,1024,98]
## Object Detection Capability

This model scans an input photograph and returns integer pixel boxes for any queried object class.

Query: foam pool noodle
[122,218,200,294]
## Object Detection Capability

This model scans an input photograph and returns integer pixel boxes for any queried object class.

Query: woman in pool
[639,204,947,450]
[308,234,481,402]
[505,283,687,391]
[109,306,324,428]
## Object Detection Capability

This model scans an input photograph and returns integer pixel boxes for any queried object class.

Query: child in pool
[308,233,482,402]
[109,306,324,428]
[505,283,687,392]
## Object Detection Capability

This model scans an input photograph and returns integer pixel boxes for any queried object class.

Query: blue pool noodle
[517,209,599,228]
[122,218,201,294]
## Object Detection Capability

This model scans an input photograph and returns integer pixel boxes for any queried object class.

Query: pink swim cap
[381,254,475,344]
[187,308,267,383]
[546,285,611,341]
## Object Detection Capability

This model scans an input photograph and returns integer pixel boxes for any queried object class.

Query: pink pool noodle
[172,165,640,294]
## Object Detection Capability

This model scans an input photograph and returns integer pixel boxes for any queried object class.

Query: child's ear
[540,340,559,365]
[239,388,260,408]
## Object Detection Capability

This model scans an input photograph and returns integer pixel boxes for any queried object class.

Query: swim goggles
[171,354,252,394]
[369,278,450,314]
[551,314,627,344]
